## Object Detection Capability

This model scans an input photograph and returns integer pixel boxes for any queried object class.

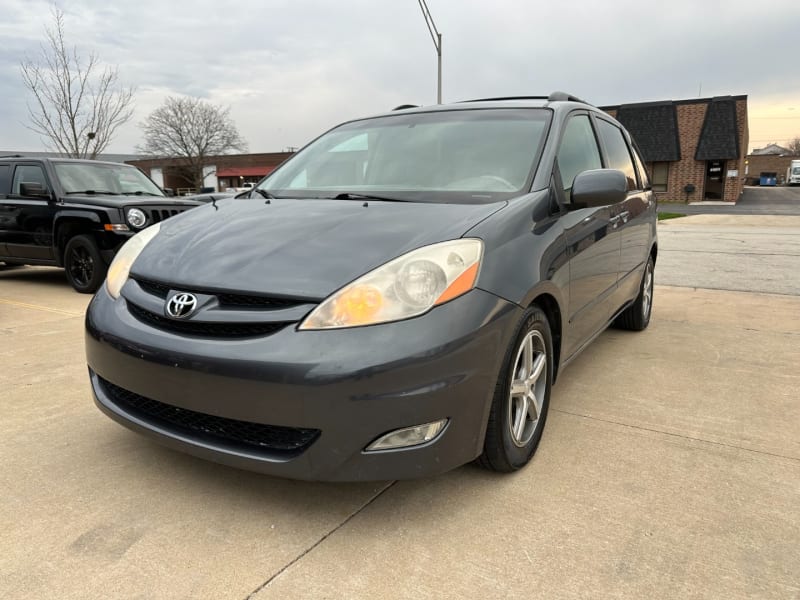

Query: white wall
[202,165,218,192]
[150,167,164,188]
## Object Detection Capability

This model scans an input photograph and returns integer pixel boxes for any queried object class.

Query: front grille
[99,377,320,455]
[133,277,303,309]
[145,208,186,224]
[128,302,289,338]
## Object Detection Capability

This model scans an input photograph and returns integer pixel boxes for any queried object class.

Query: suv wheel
[64,235,107,293]
[614,255,654,331]
[478,305,553,472]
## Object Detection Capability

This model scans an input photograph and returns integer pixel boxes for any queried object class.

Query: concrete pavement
[2,215,799,599]
[657,214,800,295]
[659,185,800,216]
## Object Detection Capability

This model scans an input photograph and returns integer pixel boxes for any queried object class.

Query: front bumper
[85,285,521,481]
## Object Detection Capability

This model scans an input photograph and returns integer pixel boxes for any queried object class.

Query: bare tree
[787,136,800,155]
[20,7,135,159]
[138,96,248,190]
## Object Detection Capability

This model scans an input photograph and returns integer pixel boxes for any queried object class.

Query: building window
[650,162,669,192]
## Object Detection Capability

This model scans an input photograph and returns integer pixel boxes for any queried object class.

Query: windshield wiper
[127,191,161,196]
[65,190,120,195]
[253,188,278,200]
[329,192,409,202]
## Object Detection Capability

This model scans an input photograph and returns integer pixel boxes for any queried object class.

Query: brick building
[744,144,799,185]
[127,152,294,195]
[602,95,748,203]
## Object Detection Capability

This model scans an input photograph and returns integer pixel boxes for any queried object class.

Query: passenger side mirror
[163,187,175,197]
[19,182,50,198]
[569,169,627,209]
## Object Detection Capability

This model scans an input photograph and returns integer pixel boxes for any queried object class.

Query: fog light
[365,419,447,452]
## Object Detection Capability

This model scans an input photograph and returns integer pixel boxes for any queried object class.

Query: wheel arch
[54,214,102,266]
[529,292,563,384]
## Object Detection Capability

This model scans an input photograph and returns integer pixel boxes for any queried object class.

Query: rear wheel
[478,305,553,472]
[614,255,654,331]
[64,235,106,293]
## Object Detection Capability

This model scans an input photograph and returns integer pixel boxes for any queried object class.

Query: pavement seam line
[244,480,397,599]
[0,297,84,317]
[552,408,800,463]
[653,284,800,298]
[660,250,800,257]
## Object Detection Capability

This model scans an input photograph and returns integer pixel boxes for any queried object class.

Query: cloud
[1,0,799,152]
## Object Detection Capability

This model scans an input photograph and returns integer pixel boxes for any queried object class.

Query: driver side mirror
[162,187,175,197]
[568,169,627,209]
[19,182,51,198]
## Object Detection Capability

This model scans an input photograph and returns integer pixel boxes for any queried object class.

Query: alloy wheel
[642,261,653,320]
[507,330,547,447]
[69,246,94,288]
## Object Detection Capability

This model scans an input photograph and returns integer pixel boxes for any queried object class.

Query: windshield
[55,162,164,196]
[793,166,800,175]
[260,108,551,203]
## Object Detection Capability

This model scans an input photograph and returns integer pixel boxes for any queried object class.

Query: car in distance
[0,157,201,292]
[85,92,657,481]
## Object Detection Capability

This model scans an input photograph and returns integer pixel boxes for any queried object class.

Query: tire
[478,305,553,472]
[614,255,654,331]
[64,235,107,293]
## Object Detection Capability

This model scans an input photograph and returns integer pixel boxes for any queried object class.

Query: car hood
[61,195,201,208]
[130,197,506,299]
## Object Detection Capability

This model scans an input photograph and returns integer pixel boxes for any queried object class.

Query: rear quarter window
[0,164,10,194]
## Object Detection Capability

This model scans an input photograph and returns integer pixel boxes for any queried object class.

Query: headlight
[299,239,483,330]
[105,223,161,299]
[126,207,148,229]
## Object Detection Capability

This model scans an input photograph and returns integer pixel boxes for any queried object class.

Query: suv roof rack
[546,91,591,105]
[0,154,25,158]
[459,96,549,103]
[458,92,593,106]
[393,104,419,111]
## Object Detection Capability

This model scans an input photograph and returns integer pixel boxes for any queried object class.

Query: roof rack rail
[0,154,25,158]
[547,91,592,105]
[459,96,549,103]
[392,104,419,111]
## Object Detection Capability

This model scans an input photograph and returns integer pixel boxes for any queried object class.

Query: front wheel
[478,305,553,472]
[64,235,107,293]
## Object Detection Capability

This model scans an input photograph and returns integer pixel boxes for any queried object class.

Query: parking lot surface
[2,215,799,599]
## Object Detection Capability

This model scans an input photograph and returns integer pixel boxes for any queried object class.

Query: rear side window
[556,115,602,200]
[595,119,637,191]
[0,165,10,194]
[12,165,48,195]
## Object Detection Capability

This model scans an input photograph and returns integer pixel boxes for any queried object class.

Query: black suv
[0,157,200,292]
[86,93,657,481]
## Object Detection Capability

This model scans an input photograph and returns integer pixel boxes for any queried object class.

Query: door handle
[617,210,630,223]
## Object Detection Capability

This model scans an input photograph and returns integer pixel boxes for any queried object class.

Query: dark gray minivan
[85,92,657,481]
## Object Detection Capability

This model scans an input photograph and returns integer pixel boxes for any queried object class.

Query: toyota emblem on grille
[166,293,198,318]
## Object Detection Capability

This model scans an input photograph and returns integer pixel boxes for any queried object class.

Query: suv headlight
[299,239,483,330]
[126,207,148,229]
[105,223,161,299]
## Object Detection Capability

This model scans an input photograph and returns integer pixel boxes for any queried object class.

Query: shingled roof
[695,97,740,160]
[614,102,681,162]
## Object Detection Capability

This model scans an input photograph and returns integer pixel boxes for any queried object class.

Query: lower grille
[128,302,289,338]
[99,377,320,455]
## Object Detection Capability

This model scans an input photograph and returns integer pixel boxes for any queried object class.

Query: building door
[704,160,725,200]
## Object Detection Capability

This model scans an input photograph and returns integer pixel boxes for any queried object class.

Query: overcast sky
[2,0,799,154]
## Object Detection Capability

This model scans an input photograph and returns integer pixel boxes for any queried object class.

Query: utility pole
[417,0,442,104]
